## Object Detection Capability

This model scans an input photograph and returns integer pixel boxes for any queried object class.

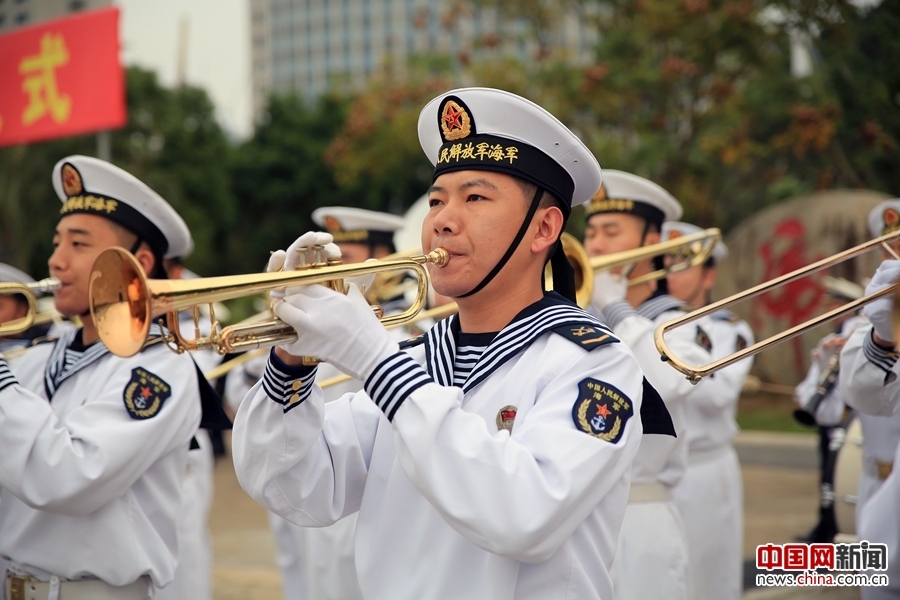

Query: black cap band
[329,230,395,246]
[59,192,169,258]
[586,198,665,229]
[433,134,575,212]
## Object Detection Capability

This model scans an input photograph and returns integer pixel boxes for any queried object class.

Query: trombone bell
[0,277,61,337]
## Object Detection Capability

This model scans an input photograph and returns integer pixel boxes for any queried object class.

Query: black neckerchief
[423,292,609,393]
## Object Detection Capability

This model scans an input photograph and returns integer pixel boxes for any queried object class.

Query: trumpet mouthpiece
[430,248,450,267]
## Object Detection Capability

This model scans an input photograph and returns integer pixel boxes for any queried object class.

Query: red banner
[0,7,125,148]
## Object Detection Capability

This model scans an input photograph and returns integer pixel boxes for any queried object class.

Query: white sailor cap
[312,206,405,246]
[0,263,35,285]
[418,88,602,210]
[867,200,900,239]
[822,276,864,301]
[52,156,193,259]
[662,221,727,263]
[585,170,682,227]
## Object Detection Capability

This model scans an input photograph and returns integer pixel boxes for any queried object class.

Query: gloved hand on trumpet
[269,231,401,383]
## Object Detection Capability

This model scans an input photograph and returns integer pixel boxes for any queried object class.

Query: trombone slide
[655,230,900,383]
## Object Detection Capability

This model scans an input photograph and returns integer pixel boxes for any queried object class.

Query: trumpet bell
[0,277,62,337]
[90,247,153,358]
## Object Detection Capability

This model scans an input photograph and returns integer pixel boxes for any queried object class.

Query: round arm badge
[123,367,172,420]
[572,378,633,444]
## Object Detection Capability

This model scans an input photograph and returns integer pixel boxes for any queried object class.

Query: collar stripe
[635,294,684,321]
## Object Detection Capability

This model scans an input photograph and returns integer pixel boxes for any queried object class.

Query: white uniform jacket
[839,324,900,598]
[233,294,650,600]
[0,328,202,589]
[602,293,714,487]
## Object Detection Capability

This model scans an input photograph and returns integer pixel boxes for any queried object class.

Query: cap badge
[323,215,343,233]
[496,405,517,432]
[592,184,608,202]
[668,230,682,241]
[61,163,83,197]
[440,98,472,142]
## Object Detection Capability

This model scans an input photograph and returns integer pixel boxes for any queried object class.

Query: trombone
[89,245,449,358]
[0,277,61,336]
[655,230,900,383]
[559,229,722,309]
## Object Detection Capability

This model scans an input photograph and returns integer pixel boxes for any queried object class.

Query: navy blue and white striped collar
[635,291,685,322]
[710,309,736,321]
[423,292,609,393]
[44,323,164,399]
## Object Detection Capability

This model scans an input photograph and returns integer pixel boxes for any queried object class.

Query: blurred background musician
[582,171,713,600]
[664,221,752,600]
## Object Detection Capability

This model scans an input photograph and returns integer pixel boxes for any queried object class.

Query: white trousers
[154,430,214,600]
[859,444,900,600]
[672,446,743,600]
[610,497,690,600]
[269,512,363,600]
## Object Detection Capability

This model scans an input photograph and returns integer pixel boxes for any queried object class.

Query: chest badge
[496,405,517,433]
[695,325,712,353]
[572,378,633,444]
[123,367,172,420]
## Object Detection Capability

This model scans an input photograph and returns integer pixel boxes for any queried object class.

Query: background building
[249,0,596,117]
[0,0,109,33]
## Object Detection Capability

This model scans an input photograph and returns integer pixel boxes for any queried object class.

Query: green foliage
[0,67,236,277]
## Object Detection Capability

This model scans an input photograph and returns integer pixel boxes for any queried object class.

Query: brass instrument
[558,229,722,309]
[0,277,61,336]
[793,353,841,427]
[89,245,449,358]
[655,230,900,383]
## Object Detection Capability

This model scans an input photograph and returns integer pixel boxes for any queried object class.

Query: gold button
[292,380,302,391]
[289,394,300,403]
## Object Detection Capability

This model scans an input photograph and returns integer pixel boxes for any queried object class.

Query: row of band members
[0,87,896,600]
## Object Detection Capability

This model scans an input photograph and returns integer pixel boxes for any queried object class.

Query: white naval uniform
[0,328,201,595]
[154,315,222,600]
[839,325,900,599]
[599,293,714,600]
[233,295,647,600]
[224,306,424,600]
[672,310,752,600]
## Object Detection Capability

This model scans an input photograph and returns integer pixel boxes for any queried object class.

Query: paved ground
[208,431,863,600]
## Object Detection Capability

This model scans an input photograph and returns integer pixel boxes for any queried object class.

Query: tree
[0,67,236,277]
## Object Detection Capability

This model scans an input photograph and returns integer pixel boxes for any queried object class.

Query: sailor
[663,221,753,600]
[248,206,405,600]
[839,204,900,597]
[791,276,868,545]
[852,201,900,521]
[232,87,673,599]
[154,258,224,600]
[0,155,205,599]
[582,172,714,600]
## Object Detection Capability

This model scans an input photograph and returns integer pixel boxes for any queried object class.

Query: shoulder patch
[123,367,172,420]
[695,325,712,353]
[552,324,619,351]
[572,378,633,443]
[736,334,748,351]
[399,334,426,350]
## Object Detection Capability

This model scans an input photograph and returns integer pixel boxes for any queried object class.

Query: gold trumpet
[559,228,722,309]
[89,245,449,358]
[0,277,61,336]
[655,230,900,383]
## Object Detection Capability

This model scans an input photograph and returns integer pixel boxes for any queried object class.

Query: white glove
[862,260,900,344]
[273,282,398,382]
[812,333,843,371]
[267,231,341,299]
[590,270,628,313]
